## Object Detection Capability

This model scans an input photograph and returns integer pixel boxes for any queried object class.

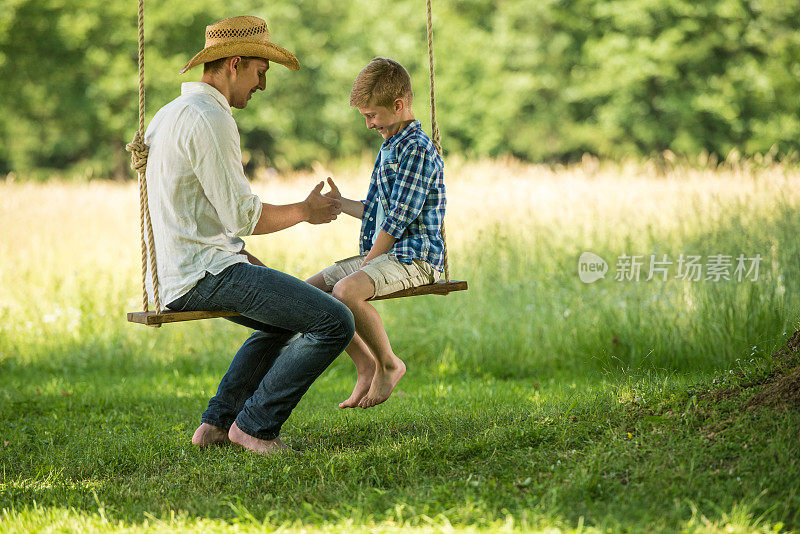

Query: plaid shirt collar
[380,120,422,153]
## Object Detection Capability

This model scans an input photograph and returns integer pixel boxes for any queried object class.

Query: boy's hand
[320,178,365,220]
[323,177,341,200]
[304,181,342,224]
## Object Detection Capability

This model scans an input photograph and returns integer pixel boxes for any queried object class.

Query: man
[144,15,354,455]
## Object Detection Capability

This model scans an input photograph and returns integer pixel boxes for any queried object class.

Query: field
[1,158,799,532]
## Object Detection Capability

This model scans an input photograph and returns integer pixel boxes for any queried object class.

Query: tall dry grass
[0,158,798,373]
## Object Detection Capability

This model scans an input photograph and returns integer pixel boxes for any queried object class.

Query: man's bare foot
[339,361,376,409]
[228,421,293,455]
[359,357,406,408]
[191,423,230,448]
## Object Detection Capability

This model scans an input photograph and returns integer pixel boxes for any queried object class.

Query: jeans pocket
[168,271,221,311]
[194,264,244,305]
[167,290,199,312]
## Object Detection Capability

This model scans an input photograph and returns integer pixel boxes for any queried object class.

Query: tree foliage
[1,0,799,178]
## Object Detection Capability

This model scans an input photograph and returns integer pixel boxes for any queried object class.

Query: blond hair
[350,57,413,109]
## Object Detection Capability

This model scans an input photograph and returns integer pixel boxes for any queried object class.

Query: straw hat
[179,16,299,74]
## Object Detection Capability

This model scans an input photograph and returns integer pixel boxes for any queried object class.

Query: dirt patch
[770,329,800,370]
[745,329,800,410]
[747,364,800,410]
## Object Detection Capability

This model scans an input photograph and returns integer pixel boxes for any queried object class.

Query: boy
[307,57,446,409]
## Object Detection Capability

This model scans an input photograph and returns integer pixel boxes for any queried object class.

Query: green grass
[1,160,799,532]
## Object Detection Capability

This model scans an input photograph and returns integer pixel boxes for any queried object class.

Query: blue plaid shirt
[359,120,446,272]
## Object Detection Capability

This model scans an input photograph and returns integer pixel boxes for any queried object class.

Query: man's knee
[337,300,356,339]
[328,298,355,347]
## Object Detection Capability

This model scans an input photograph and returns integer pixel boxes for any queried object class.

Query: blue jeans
[167,262,355,440]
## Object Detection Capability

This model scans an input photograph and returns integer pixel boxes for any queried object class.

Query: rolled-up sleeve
[381,145,433,239]
[186,112,262,236]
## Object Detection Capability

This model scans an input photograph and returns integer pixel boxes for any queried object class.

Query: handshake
[303,177,346,224]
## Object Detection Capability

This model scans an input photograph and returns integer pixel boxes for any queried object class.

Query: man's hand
[252,183,342,234]
[304,181,342,224]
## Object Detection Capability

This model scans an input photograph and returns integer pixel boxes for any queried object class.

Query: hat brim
[179,41,299,74]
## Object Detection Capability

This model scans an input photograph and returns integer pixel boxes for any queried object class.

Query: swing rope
[426,0,450,283]
[125,0,162,313]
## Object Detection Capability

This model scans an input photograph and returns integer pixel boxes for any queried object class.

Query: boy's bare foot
[228,421,292,455]
[191,423,230,447]
[339,361,376,409]
[359,357,406,408]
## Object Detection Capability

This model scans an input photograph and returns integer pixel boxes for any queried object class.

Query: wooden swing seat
[127,279,467,326]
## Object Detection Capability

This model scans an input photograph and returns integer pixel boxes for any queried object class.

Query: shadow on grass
[2,339,799,530]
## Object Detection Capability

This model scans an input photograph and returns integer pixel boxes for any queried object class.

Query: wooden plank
[369,280,468,301]
[127,309,240,326]
[127,281,468,325]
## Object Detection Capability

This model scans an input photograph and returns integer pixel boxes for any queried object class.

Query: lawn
[1,158,799,532]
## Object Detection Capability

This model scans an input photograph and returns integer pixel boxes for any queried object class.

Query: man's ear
[394,98,405,113]
[229,56,242,75]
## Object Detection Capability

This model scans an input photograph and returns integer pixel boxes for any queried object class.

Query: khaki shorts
[321,254,440,298]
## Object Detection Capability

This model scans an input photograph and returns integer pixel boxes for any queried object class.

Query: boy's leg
[305,271,331,292]
[332,271,406,408]
[335,333,376,408]
[306,270,376,408]
[331,255,439,408]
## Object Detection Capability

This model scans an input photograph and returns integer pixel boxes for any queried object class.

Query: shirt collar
[381,120,421,151]
[181,82,232,116]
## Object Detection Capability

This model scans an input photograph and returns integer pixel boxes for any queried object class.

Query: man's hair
[349,57,413,109]
[203,56,262,75]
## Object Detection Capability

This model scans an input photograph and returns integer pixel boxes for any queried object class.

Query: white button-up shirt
[143,82,263,306]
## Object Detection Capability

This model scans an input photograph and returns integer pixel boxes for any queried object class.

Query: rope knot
[126,131,149,173]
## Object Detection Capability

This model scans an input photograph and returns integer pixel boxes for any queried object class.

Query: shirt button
[369,217,374,221]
